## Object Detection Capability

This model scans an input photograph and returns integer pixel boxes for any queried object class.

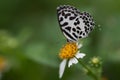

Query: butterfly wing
[78,11,95,38]
[57,5,95,42]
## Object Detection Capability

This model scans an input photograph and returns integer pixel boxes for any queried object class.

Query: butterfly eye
[57,5,95,42]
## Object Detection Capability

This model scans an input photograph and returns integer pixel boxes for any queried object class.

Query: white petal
[75,52,86,59]
[78,44,82,49]
[68,59,72,67]
[68,58,78,67]
[59,59,67,79]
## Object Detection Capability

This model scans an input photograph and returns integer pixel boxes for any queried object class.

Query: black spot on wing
[63,30,76,41]
[76,26,81,30]
[79,36,82,38]
[65,27,71,32]
[75,18,79,21]
[87,24,90,27]
[77,30,79,33]
[65,13,71,18]
[72,28,76,32]
[59,17,63,22]
[74,22,77,26]
[60,22,68,27]
[84,26,88,33]
[62,11,65,16]
[79,31,83,35]
[72,33,78,38]
[83,33,85,36]
[76,20,80,24]
[69,16,76,20]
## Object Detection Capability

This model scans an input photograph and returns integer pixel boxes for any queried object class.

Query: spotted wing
[57,5,95,42]
[78,11,95,38]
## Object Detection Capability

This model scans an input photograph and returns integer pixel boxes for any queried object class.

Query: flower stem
[76,58,100,80]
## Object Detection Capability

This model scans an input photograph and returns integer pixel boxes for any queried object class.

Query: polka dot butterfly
[57,5,95,42]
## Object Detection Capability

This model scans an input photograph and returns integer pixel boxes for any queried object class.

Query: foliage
[0,0,120,80]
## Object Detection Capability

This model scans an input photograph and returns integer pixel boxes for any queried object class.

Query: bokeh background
[0,0,120,80]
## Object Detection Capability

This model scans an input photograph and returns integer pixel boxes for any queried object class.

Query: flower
[59,42,86,78]
[89,57,102,68]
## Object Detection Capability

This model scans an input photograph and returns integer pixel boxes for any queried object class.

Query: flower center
[59,42,78,59]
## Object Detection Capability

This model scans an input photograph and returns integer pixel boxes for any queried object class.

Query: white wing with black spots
[57,5,95,42]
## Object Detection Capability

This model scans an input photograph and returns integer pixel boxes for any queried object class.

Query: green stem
[76,58,100,80]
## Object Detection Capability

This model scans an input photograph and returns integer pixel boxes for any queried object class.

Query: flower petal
[68,58,78,67]
[78,43,82,49]
[59,59,67,78]
[68,59,72,67]
[75,52,86,59]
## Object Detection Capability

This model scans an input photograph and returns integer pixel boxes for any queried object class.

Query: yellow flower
[59,42,85,78]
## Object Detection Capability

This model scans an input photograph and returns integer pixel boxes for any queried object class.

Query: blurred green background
[0,0,120,80]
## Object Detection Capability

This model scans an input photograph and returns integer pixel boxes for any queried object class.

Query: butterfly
[57,5,95,42]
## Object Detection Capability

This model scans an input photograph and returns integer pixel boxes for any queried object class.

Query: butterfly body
[57,5,95,42]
